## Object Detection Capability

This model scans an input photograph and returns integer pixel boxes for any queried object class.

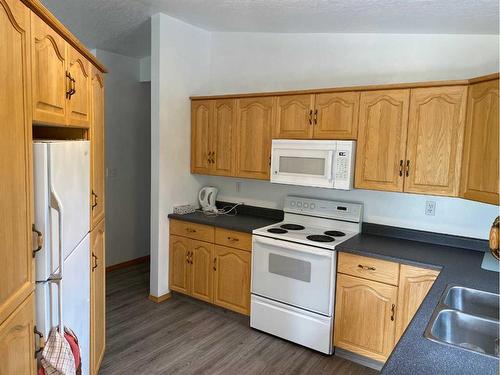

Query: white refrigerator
[33,140,91,375]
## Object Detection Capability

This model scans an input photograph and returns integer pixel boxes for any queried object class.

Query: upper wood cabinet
[31,12,68,125]
[0,293,35,375]
[273,92,360,140]
[31,15,92,128]
[90,219,105,375]
[212,99,235,176]
[191,99,235,176]
[395,265,439,342]
[213,245,251,315]
[460,79,499,205]
[235,97,275,180]
[355,90,410,192]
[274,94,314,139]
[404,86,467,196]
[90,68,105,228]
[191,100,213,175]
[0,0,34,325]
[334,273,398,362]
[67,46,91,127]
[313,92,360,139]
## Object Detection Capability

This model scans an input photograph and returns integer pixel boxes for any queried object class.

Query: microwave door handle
[326,151,334,181]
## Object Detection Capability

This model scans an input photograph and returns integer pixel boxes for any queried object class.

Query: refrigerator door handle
[50,189,64,333]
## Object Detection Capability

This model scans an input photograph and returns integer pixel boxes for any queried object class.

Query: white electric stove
[251,196,363,354]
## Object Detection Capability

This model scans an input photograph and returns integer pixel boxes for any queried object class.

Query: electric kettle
[198,186,218,214]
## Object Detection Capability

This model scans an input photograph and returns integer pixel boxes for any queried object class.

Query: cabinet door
[0,0,34,325]
[169,235,190,294]
[404,86,467,196]
[213,245,251,315]
[90,220,105,375]
[395,265,439,342]
[67,46,91,127]
[235,97,274,180]
[314,92,360,139]
[212,99,235,176]
[31,12,67,125]
[274,94,314,139]
[460,79,499,205]
[355,90,410,192]
[190,240,214,303]
[90,68,105,228]
[334,273,398,362]
[0,293,35,375]
[191,100,213,174]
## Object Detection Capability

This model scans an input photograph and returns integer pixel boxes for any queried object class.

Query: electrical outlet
[425,201,436,216]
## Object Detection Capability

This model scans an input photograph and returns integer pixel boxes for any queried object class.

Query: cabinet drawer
[170,220,214,242]
[215,228,252,251]
[338,252,400,286]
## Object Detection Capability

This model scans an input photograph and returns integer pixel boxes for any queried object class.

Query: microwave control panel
[333,141,356,190]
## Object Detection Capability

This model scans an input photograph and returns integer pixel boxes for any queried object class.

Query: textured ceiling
[41,0,499,58]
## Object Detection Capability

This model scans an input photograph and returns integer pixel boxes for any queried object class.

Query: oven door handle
[253,235,334,258]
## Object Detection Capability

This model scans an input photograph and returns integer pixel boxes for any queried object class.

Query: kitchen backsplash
[200,175,498,240]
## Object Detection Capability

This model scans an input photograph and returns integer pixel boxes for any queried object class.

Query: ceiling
[41,0,499,58]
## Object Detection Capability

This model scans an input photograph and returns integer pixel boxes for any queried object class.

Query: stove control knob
[290,201,296,207]
[303,203,309,208]
[310,203,316,209]
[297,201,302,208]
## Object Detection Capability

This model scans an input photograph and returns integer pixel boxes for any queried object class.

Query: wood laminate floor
[100,262,378,375]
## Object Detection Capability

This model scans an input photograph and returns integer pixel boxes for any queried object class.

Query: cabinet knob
[308,109,313,125]
[358,264,376,271]
[390,303,396,321]
[399,160,404,177]
[92,252,98,271]
[213,257,217,271]
[227,236,239,242]
[405,160,410,177]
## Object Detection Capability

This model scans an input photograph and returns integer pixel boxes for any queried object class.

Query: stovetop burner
[280,224,305,231]
[306,235,335,243]
[324,230,346,237]
[267,228,288,234]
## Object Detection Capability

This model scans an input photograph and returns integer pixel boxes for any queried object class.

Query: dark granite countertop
[167,202,283,233]
[336,230,499,375]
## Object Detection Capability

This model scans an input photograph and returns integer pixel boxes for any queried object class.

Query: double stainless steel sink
[425,286,500,358]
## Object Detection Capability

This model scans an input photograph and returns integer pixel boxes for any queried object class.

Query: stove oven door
[251,235,335,316]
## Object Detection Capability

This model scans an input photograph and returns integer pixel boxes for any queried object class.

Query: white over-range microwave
[270,139,356,189]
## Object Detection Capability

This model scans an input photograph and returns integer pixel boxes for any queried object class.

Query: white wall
[200,31,499,240]
[150,13,209,298]
[94,49,151,266]
[151,24,499,297]
[208,32,499,94]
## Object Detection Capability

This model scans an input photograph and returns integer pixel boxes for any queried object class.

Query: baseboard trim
[148,293,172,303]
[334,348,384,371]
[106,255,150,272]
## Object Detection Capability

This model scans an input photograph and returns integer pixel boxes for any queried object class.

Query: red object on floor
[65,330,81,374]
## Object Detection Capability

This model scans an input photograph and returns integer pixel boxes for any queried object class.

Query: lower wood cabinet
[334,273,398,362]
[169,221,252,315]
[334,253,439,362]
[213,245,251,315]
[191,240,214,303]
[91,219,106,375]
[0,293,35,375]
[395,265,439,342]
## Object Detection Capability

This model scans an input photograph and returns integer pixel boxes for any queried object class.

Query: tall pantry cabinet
[0,0,107,374]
